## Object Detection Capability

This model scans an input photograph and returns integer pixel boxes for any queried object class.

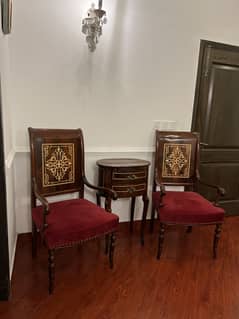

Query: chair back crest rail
[154,131,200,191]
[28,128,85,203]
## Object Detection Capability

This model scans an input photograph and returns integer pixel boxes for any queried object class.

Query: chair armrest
[154,170,166,197]
[153,173,166,209]
[159,183,166,196]
[198,179,226,196]
[32,178,49,229]
[33,178,49,210]
[83,176,118,200]
[198,179,226,205]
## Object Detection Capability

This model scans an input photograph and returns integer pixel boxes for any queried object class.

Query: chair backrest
[153,131,200,190]
[28,128,85,202]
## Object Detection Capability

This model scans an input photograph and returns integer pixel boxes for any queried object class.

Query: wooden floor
[1,217,239,319]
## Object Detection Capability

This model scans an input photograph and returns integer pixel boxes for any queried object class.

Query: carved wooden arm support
[83,176,117,213]
[32,178,49,229]
[154,170,166,207]
[83,176,118,200]
[198,179,226,205]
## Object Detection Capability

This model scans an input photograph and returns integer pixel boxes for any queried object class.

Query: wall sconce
[82,0,107,52]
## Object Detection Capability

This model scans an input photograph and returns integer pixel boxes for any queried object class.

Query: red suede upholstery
[152,191,224,224]
[32,199,119,249]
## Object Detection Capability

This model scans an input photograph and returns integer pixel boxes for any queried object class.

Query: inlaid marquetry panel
[162,143,191,178]
[42,143,75,187]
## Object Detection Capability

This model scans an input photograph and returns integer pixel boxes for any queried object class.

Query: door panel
[207,65,239,146]
[192,40,239,215]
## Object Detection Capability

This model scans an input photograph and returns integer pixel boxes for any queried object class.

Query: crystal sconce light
[82,0,107,52]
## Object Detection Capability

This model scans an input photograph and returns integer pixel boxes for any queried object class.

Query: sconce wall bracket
[82,1,107,52]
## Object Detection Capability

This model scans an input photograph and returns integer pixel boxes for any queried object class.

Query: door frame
[0,80,10,300]
[191,39,239,130]
[191,39,239,215]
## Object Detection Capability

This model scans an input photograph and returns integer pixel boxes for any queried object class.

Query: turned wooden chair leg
[157,223,165,260]
[186,226,192,233]
[32,221,37,258]
[213,224,222,259]
[105,234,109,255]
[48,249,55,294]
[140,209,146,246]
[140,195,149,246]
[109,232,116,269]
[150,206,155,233]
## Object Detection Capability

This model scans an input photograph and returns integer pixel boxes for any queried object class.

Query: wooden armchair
[149,131,225,259]
[28,128,119,293]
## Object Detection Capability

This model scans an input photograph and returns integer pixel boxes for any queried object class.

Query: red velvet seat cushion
[32,199,119,249]
[152,191,224,224]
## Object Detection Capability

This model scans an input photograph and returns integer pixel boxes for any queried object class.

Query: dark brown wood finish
[1,218,239,319]
[150,131,225,259]
[192,40,239,215]
[97,158,150,243]
[28,128,118,294]
[0,82,10,300]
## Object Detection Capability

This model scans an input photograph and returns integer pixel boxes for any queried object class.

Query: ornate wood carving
[162,143,191,178]
[42,143,75,187]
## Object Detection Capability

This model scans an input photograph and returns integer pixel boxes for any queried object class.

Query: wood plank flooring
[1,217,239,319]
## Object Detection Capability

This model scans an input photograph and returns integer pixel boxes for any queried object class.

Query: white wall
[7,0,239,233]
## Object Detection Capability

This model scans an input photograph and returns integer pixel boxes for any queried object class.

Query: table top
[96,158,150,168]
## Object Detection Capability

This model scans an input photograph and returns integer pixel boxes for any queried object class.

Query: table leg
[150,205,155,233]
[130,197,136,233]
[96,193,101,207]
[141,194,149,245]
[105,197,112,212]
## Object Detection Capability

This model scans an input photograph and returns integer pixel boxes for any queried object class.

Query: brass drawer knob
[127,174,136,180]
[127,187,135,194]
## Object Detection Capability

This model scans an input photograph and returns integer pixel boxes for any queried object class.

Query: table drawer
[112,167,147,184]
[112,183,146,197]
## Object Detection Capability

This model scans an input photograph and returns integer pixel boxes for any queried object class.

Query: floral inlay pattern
[42,143,75,187]
[162,143,191,178]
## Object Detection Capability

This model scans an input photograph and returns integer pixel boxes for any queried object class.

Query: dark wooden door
[192,40,239,215]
